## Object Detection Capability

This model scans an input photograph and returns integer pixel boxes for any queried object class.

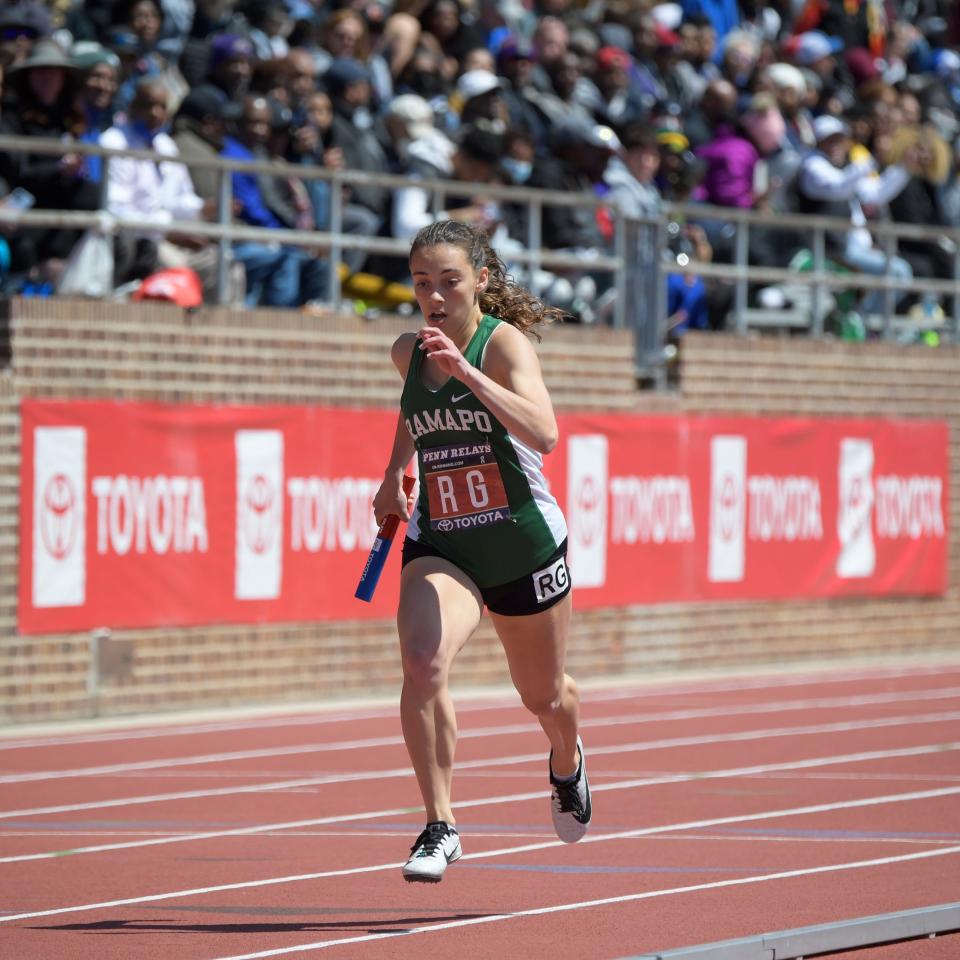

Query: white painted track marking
[0,743,956,864]
[2,709,958,826]
[207,845,960,960]
[0,738,950,861]
[3,685,959,784]
[2,663,955,751]
[2,786,958,924]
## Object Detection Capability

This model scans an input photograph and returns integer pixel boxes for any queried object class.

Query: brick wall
[1,302,956,722]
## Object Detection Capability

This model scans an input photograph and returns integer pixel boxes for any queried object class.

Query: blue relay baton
[355,475,416,602]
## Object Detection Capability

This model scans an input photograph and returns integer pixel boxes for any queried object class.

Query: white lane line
[2,709,959,822]
[208,845,960,960]
[1,741,956,864]
[2,663,955,751]
[3,686,960,785]
[2,785,958,924]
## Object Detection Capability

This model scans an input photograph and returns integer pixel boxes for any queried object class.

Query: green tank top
[400,315,567,588]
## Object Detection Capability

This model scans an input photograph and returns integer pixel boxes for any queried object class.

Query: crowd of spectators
[0,0,958,329]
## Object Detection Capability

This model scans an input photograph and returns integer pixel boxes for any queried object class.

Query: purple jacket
[694,125,759,209]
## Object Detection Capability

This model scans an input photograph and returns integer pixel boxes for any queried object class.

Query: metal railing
[2,134,959,380]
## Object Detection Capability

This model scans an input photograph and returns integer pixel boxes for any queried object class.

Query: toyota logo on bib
[244,474,276,554]
[40,473,78,560]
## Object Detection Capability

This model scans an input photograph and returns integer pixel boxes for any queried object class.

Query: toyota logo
[844,476,868,539]
[575,475,602,547]
[437,519,454,532]
[244,474,276,554]
[40,473,78,560]
[718,474,738,541]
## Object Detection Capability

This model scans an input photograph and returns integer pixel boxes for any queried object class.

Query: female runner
[372,219,591,883]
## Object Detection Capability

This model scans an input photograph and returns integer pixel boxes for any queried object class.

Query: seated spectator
[315,7,393,107]
[324,57,391,225]
[759,62,815,150]
[100,78,219,296]
[494,35,550,152]
[693,94,759,211]
[794,114,916,317]
[885,124,956,311]
[178,1,253,89]
[528,16,573,94]
[521,117,620,320]
[206,33,255,101]
[718,28,761,108]
[222,94,326,307]
[0,39,99,289]
[453,69,510,133]
[107,0,189,112]
[171,83,237,203]
[625,13,687,111]
[606,124,713,335]
[417,0,485,87]
[394,43,450,123]
[741,92,802,215]
[287,89,380,276]
[591,46,648,131]
[524,49,599,131]
[675,14,721,105]
[245,0,291,61]
[286,46,319,119]
[71,42,121,183]
[390,120,502,240]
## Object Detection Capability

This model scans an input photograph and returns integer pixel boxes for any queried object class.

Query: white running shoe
[402,821,462,883]
[549,736,592,843]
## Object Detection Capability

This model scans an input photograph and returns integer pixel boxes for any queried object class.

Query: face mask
[502,157,532,184]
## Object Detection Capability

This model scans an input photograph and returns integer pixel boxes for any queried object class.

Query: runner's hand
[418,326,470,380]
[372,474,412,526]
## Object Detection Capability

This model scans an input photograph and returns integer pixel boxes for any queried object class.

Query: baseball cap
[323,56,372,89]
[791,30,842,67]
[650,3,683,30]
[553,116,622,152]
[496,35,536,62]
[763,61,807,94]
[654,22,681,48]
[812,114,850,142]
[386,93,436,140]
[177,83,241,122]
[71,41,121,72]
[596,45,631,71]
[210,32,254,66]
[456,69,502,102]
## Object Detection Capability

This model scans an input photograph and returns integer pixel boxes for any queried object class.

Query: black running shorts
[401,537,571,617]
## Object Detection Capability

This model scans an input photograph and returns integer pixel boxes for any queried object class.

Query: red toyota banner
[18,400,949,634]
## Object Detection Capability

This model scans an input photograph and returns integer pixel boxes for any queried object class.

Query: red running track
[1,659,959,960]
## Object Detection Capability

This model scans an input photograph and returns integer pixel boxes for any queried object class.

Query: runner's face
[410,243,488,332]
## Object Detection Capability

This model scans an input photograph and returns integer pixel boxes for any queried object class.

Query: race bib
[422,441,511,532]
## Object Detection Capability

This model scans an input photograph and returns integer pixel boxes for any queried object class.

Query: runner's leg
[491,594,580,776]
[397,556,483,824]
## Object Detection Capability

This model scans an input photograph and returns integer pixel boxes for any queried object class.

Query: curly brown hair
[409,220,567,341]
